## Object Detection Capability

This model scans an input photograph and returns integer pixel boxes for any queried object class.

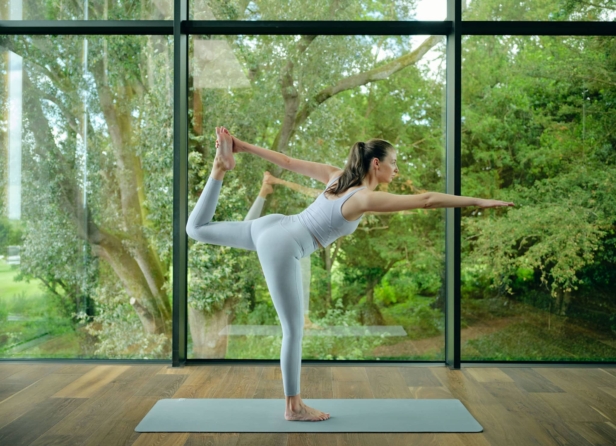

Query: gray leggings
[186,175,319,396]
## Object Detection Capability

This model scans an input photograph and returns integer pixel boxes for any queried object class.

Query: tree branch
[285,35,443,148]
[272,35,317,152]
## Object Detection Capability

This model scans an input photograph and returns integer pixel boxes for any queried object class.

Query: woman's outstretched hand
[476,199,515,208]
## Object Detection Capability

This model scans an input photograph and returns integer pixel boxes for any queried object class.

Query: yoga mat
[135,398,483,433]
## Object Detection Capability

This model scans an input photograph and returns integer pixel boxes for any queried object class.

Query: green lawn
[0,259,44,300]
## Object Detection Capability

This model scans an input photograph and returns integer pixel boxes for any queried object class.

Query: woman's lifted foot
[215,126,235,170]
[285,394,330,421]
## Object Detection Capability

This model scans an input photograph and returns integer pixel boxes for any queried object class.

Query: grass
[0,260,44,300]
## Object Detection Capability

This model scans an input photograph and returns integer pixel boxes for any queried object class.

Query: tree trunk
[188,299,236,358]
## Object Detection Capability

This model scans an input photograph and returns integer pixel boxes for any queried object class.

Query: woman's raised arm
[359,191,514,213]
[233,136,341,185]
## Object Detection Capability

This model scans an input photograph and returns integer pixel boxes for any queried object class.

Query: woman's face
[375,149,398,183]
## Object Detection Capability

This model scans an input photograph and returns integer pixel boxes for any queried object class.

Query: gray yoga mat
[135,398,483,433]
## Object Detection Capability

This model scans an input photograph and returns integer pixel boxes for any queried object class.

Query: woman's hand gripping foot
[215,126,236,170]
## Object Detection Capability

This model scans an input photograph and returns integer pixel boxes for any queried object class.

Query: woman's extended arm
[272,176,321,198]
[360,191,513,213]
[232,137,340,185]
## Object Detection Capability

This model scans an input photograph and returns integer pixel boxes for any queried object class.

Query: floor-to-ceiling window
[185,33,447,361]
[1,0,614,364]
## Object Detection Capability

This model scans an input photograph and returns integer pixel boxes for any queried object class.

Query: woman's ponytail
[326,138,393,196]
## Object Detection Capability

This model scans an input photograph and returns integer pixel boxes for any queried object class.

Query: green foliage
[0,218,23,255]
[381,297,444,340]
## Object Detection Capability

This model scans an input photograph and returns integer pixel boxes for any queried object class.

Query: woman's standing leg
[252,218,329,421]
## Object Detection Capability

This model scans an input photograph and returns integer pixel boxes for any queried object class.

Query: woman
[186,127,514,422]
[243,170,321,330]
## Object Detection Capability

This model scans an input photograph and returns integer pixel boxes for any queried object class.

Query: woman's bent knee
[186,222,206,242]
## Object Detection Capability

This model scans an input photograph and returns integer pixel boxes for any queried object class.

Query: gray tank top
[297,176,367,248]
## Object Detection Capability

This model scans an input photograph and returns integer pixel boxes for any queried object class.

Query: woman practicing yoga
[186,127,514,422]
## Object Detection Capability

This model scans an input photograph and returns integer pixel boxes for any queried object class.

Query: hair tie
[358,141,365,152]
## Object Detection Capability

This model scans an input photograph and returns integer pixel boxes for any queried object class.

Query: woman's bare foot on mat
[285,395,330,421]
[215,126,235,170]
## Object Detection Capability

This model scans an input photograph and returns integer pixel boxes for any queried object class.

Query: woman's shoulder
[325,170,345,186]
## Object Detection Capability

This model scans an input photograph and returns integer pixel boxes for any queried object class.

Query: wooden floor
[0,363,615,445]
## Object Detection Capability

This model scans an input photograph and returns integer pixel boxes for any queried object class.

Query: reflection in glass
[193,40,251,89]
[187,34,446,361]
[461,36,616,361]
[0,35,173,359]
[1,0,169,20]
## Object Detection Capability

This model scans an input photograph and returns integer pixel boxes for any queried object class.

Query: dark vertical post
[172,0,188,367]
[445,0,462,369]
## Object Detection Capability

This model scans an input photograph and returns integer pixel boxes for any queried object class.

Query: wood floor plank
[536,393,608,422]
[288,432,337,446]
[184,433,240,446]
[388,432,479,446]
[466,368,515,383]
[158,365,193,375]
[0,380,34,404]
[206,366,262,399]
[482,382,561,420]
[431,368,557,446]
[333,380,374,399]
[336,432,393,446]
[53,364,98,375]
[301,366,333,399]
[591,422,616,444]
[52,365,131,398]
[571,421,616,446]
[398,367,442,387]
[83,395,158,446]
[407,386,454,399]
[0,397,85,445]
[235,433,286,446]
[535,419,595,446]
[132,432,190,446]
[134,372,189,398]
[249,376,284,399]
[365,367,412,399]
[30,365,161,446]
[599,368,616,378]
[0,373,80,430]
[261,366,282,381]
[501,368,565,393]
[332,367,368,382]
[0,363,28,381]
[174,366,233,399]
[535,367,616,391]
[599,386,616,399]
[2,363,63,385]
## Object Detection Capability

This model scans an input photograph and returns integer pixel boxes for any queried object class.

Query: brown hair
[325,138,394,195]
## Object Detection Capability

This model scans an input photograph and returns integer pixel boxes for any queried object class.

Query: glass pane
[190,0,447,21]
[0,0,171,20]
[0,35,173,359]
[463,0,616,21]
[187,34,446,361]
[461,35,616,361]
